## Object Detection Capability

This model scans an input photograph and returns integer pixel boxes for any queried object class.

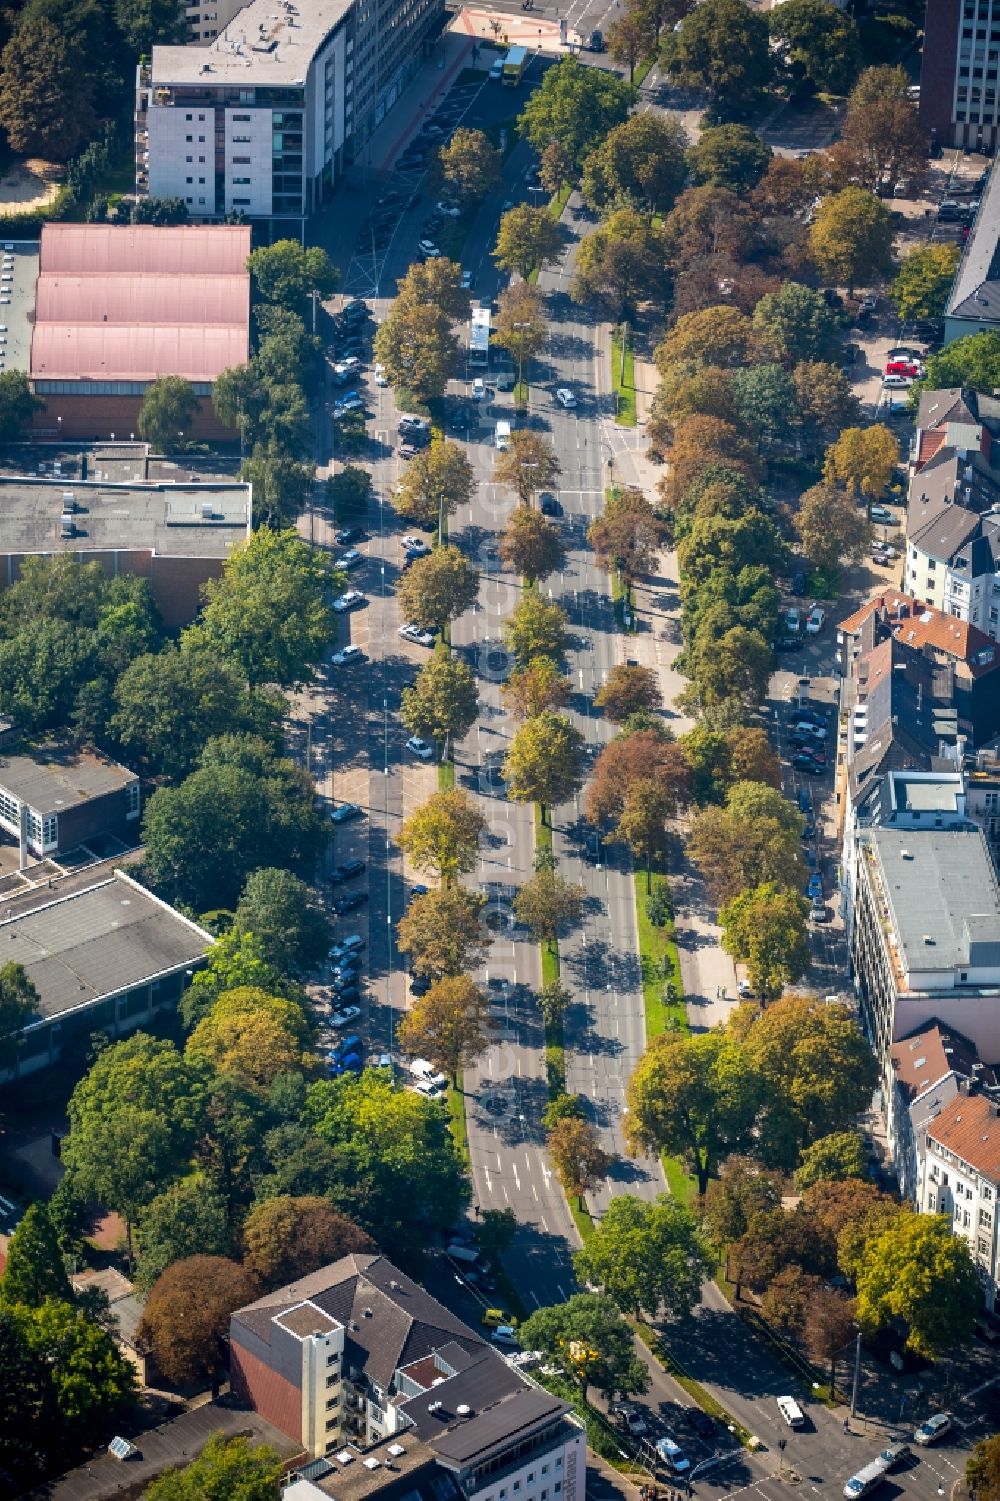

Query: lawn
[438,760,456,790]
[513,379,529,410]
[610,327,637,428]
[632,57,655,87]
[634,871,685,1041]
[448,1077,469,1164]
[548,182,572,221]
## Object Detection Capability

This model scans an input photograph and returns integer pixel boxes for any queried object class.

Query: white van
[844,1458,890,1499]
[776,1396,805,1429]
[495,419,511,450]
[409,1058,448,1090]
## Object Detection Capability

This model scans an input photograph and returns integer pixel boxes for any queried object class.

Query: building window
[126,782,140,819]
[981,1209,993,1228]
[233,112,251,120]
[979,1237,991,1255]
[42,815,56,847]
[984,1186,993,1201]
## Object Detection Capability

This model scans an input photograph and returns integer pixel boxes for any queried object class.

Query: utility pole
[850,1330,862,1418]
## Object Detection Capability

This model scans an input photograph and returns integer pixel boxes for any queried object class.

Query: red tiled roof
[916,429,948,468]
[927,1091,1000,1179]
[838,592,1000,677]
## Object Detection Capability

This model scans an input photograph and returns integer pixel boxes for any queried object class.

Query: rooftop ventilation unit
[456,1404,472,1417]
[364,1459,381,1471]
[62,491,76,511]
[388,1444,405,1457]
[363,1307,373,1318]
[59,513,75,539]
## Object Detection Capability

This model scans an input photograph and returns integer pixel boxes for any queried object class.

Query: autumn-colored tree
[657,415,759,511]
[397,886,492,978]
[398,789,486,884]
[185,987,314,1090]
[502,658,572,721]
[731,1208,836,1295]
[397,975,491,1084]
[395,441,475,535]
[703,1155,783,1249]
[494,430,561,507]
[396,545,480,631]
[837,66,926,196]
[794,482,871,570]
[726,726,782,789]
[493,282,547,378]
[660,185,757,268]
[540,140,573,196]
[588,729,690,827]
[493,205,563,281]
[760,1265,818,1333]
[572,209,666,319]
[438,127,502,201]
[514,867,586,944]
[499,507,565,584]
[588,486,667,586]
[547,1116,610,1206]
[374,301,460,401]
[138,1255,260,1388]
[802,1176,893,1243]
[967,1435,1000,1501]
[242,1197,373,1287]
[822,424,898,500]
[395,257,471,321]
[594,664,662,723]
[657,305,758,374]
[808,187,894,295]
[688,780,804,904]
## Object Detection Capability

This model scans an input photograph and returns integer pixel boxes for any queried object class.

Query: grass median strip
[635,871,684,1041]
[610,328,637,428]
[448,1076,469,1165]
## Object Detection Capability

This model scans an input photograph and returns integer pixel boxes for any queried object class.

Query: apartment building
[888,1021,996,1199]
[137,0,443,223]
[849,826,1000,1094]
[920,1089,1000,1310]
[920,0,1000,151]
[231,1253,585,1501]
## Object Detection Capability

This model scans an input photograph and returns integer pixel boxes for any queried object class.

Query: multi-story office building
[231,1252,586,1498]
[137,0,443,224]
[920,1089,1000,1310]
[920,0,1000,151]
[849,826,1000,1093]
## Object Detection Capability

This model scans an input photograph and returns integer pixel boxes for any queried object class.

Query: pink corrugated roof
[31,324,249,382]
[39,224,252,275]
[36,274,250,327]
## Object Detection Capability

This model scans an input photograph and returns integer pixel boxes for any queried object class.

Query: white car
[333,589,366,613]
[407,735,434,760]
[418,240,441,258]
[882,373,912,389]
[332,644,363,666]
[374,362,389,387]
[472,377,485,400]
[399,623,435,647]
[330,1005,362,1027]
[805,605,825,634]
[555,387,577,409]
[437,201,461,217]
[338,548,364,570]
[335,396,365,414]
[401,535,430,554]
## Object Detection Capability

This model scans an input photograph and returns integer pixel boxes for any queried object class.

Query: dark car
[399,443,419,460]
[680,1408,715,1439]
[331,984,361,1006]
[332,801,364,824]
[774,635,801,652]
[540,494,563,517]
[410,974,431,997]
[336,526,364,545]
[334,891,369,915]
[331,857,366,885]
[793,753,823,774]
[790,570,807,595]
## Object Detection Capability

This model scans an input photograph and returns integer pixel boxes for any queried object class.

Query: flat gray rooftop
[152,0,353,85]
[891,772,966,814]
[867,827,1000,975]
[9,870,212,1024]
[0,477,250,559]
[0,241,39,374]
[0,747,134,816]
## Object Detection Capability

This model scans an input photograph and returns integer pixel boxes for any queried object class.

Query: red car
[885,359,923,378]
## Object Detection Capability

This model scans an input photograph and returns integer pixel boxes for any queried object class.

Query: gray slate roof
[0,745,134,816]
[867,827,1000,975]
[946,159,1000,324]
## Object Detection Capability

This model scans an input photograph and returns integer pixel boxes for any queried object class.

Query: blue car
[808,873,823,900]
[332,1051,363,1075]
[797,789,812,814]
[333,1033,362,1056]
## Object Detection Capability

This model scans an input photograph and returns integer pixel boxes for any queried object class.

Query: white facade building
[920,1090,1000,1311]
[138,0,442,222]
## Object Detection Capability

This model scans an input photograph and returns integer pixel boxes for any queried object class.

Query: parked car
[406,735,434,761]
[401,535,430,555]
[869,505,899,525]
[810,899,829,923]
[882,374,912,389]
[655,1438,691,1476]
[805,606,825,634]
[410,974,431,997]
[791,570,808,595]
[330,1005,362,1028]
[793,753,823,774]
[472,377,486,401]
[436,200,461,217]
[540,494,562,517]
[338,548,364,570]
[332,644,364,666]
[333,589,366,613]
[331,857,367,885]
[399,442,420,460]
[334,891,369,916]
[418,240,441,258]
[808,873,823,900]
[331,802,363,824]
[774,635,801,652]
[399,622,435,646]
[374,363,389,387]
[555,387,577,408]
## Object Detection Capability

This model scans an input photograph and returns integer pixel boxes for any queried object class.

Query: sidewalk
[370,32,476,173]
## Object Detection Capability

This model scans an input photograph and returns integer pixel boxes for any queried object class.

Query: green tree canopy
[396,886,492,978]
[136,376,198,452]
[503,712,586,821]
[581,113,689,215]
[795,1131,867,1190]
[855,1212,980,1357]
[145,1433,284,1501]
[520,1293,649,1401]
[186,985,314,1090]
[134,1179,232,1293]
[400,653,480,759]
[241,449,315,529]
[751,281,841,364]
[438,127,502,201]
[396,441,475,534]
[891,243,960,323]
[63,1034,205,1253]
[233,867,328,977]
[374,301,459,401]
[247,240,338,311]
[687,124,772,194]
[0,962,39,1074]
[303,1069,469,1257]
[493,205,564,282]
[967,1435,1000,1501]
[514,867,586,944]
[921,329,1000,393]
[664,0,771,111]
[625,1030,760,1194]
[193,527,335,688]
[574,1194,714,1318]
[571,209,666,319]
[687,779,804,903]
[719,881,811,1001]
[517,56,634,170]
[0,16,96,158]
[0,1203,72,1306]
[702,1155,783,1247]
[504,593,568,664]
[769,0,860,94]
[0,371,42,441]
[181,929,306,1032]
